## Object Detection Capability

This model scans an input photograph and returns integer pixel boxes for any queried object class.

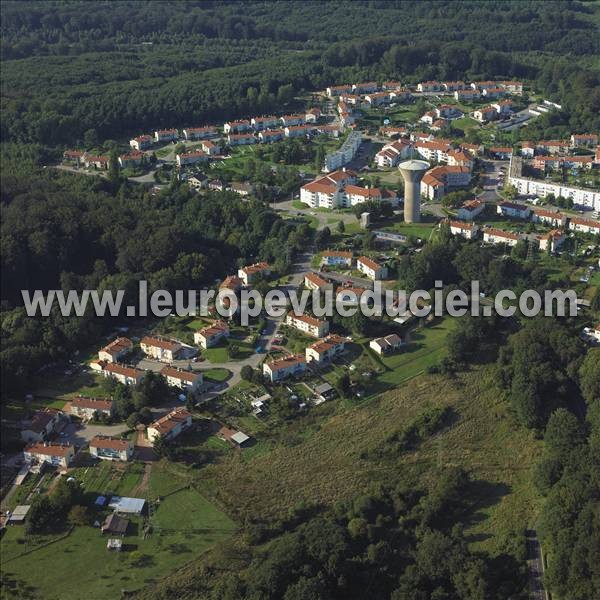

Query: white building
[286,312,329,338]
[323,131,361,172]
[263,354,307,382]
[320,250,353,267]
[129,135,153,151]
[194,321,230,349]
[508,157,600,211]
[183,126,218,140]
[538,230,566,253]
[447,220,480,239]
[89,436,133,462]
[103,363,146,386]
[357,256,388,280]
[176,151,208,167]
[251,116,281,130]
[147,408,192,443]
[140,336,182,362]
[154,129,178,142]
[98,337,133,363]
[305,335,347,364]
[568,217,600,235]
[24,442,74,469]
[223,120,252,134]
[370,334,403,355]
[375,140,412,168]
[457,200,485,221]
[69,397,113,420]
[160,366,203,391]
[483,228,523,247]
[496,201,531,219]
[238,262,271,285]
[228,133,256,146]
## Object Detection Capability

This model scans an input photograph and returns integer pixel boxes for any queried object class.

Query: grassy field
[386,219,438,239]
[0,462,236,600]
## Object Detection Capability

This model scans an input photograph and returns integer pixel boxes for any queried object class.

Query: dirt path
[131,463,152,497]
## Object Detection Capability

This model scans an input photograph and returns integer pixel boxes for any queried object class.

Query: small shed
[8,505,31,524]
[315,383,335,401]
[231,431,250,447]
[106,538,122,551]
[101,513,129,535]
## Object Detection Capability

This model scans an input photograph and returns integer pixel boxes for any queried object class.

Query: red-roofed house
[99,337,133,363]
[568,217,600,235]
[194,320,229,349]
[103,363,146,386]
[457,199,485,221]
[147,408,192,443]
[154,129,178,142]
[263,354,307,382]
[69,397,113,420]
[90,436,133,461]
[305,334,348,364]
[570,134,598,148]
[286,312,329,338]
[130,135,153,151]
[483,228,523,246]
[160,366,203,391]
[238,262,271,285]
[357,256,388,280]
[447,220,480,239]
[140,336,182,362]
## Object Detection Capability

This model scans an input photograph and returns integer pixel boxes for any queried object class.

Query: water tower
[398,159,430,223]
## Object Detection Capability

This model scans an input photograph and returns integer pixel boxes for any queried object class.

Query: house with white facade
[223,120,252,134]
[483,228,523,247]
[304,272,331,291]
[228,133,256,146]
[305,335,348,364]
[457,199,485,221]
[323,131,362,172]
[140,336,182,362]
[89,436,133,462]
[69,397,113,420]
[447,220,480,239]
[154,129,178,142]
[258,129,285,143]
[103,363,146,386]
[370,334,403,355]
[286,312,329,338]
[375,139,412,168]
[98,337,133,364]
[146,408,192,443]
[183,126,218,140]
[24,442,74,469]
[421,166,471,201]
[130,135,153,151]
[238,262,271,285]
[357,256,388,280]
[262,354,307,382]
[251,116,281,130]
[176,150,208,167]
[194,320,230,349]
[570,134,598,148]
[538,230,566,253]
[160,366,203,392]
[568,217,600,235]
[321,250,354,267]
[20,409,64,443]
[532,208,566,228]
[497,201,531,219]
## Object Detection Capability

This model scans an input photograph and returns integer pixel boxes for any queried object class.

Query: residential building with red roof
[538,230,566,253]
[263,354,307,382]
[305,334,348,364]
[497,201,531,219]
[375,139,412,168]
[417,81,442,92]
[286,311,329,338]
[118,151,144,168]
[103,363,146,386]
[24,442,75,469]
[568,217,600,235]
[147,408,192,442]
[370,334,403,355]
[251,116,281,130]
[227,133,256,146]
[457,199,485,221]
[237,262,271,285]
[99,337,133,363]
[357,256,388,280]
[454,89,480,101]
[182,126,218,140]
[532,208,566,227]
[258,129,285,143]
[154,129,179,142]
[420,166,471,200]
[90,436,133,461]
[194,320,229,349]
[570,133,598,148]
[129,135,153,151]
[176,150,208,167]
[220,275,243,292]
[473,106,499,123]
[69,397,113,420]
[140,336,182,362]
[223,120,251,134]
[326,84,353,97]
[320,250,354,267]
[160,366,203,391]
[304,272,330,290]
[20,408,64,443]
[483,228,523,246]
[447,220,480,240]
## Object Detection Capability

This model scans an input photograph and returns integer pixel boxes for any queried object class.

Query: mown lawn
[377,318,456,385]
[204,345,229,363]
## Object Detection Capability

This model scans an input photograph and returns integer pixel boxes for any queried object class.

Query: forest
[1,1,599,146]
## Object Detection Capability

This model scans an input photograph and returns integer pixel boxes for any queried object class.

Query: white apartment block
[286,312,329,338]
[323,131,362,172]
[263,354,307,382]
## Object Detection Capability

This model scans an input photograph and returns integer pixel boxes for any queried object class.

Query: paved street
[526,529,547,600]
